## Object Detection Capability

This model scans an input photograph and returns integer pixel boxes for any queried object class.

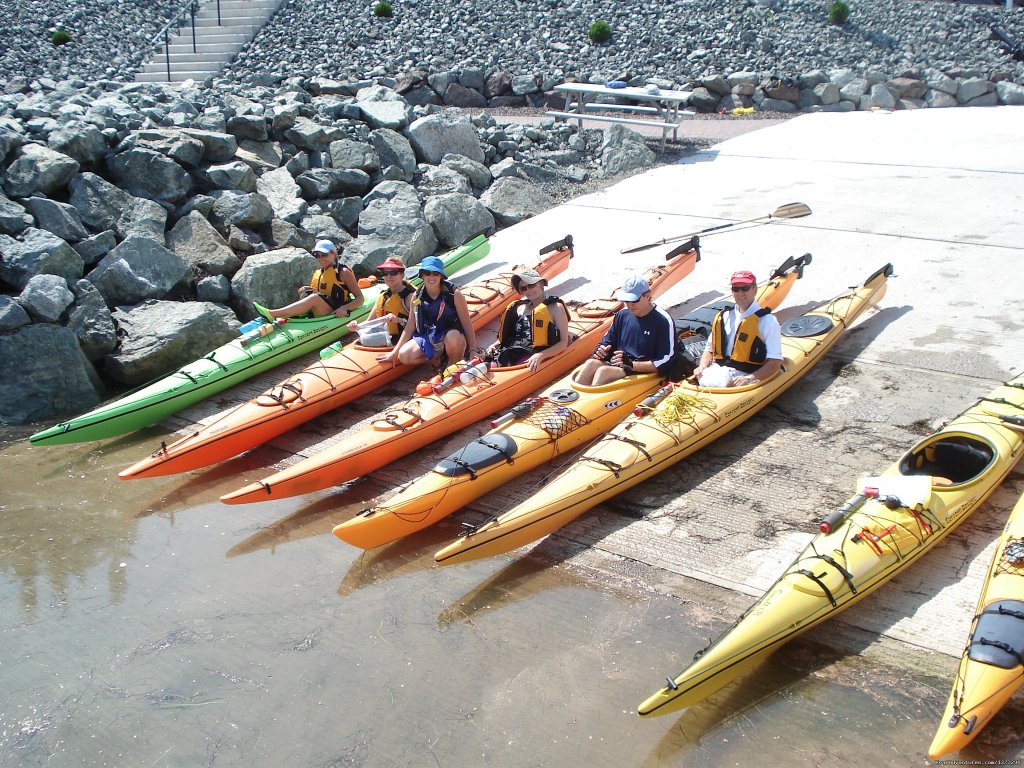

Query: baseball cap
[619,274,650,302]
[511,267,546,291]
[418,255,447,277]
[378,257,405,271]
[312,239,336,255]
[730,270,756,286]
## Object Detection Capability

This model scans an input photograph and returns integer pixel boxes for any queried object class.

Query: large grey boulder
[997,80,1024,106]
[480,177,554,227]
[105,300,240,386]
[181,128,239,163]
[296,168,371,199]
[0,193,33,235]
[167,211,242,275]
[67,279,117,362]
[369,128,417,181]
[343,181,437,270]
[356,86,412,130]
[0,294,31,331]
[235,138,283,173]
[257,166,308,225]
[208,190,275,230]
[88,234,191,306]
[329,139,380,173]
[283,116,343,151]
[406,110,485,165]
[204,160,258,192]
[418,166,472,197]
[3,143,80,197]
[73,230,118,267]
[23,197,90,243]
[68,172,167,241]
[107,147,192,203]
[441,153,492,191]
[18,273,75,323]
[116,129,206,168]
[599,124,656,178]
[47,122,108,166]
[0,324,104,425]
[423,193,494,248]
[229,246,317,319]
[0,228,84,289]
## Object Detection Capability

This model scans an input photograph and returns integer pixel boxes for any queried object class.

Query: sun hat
[378,257,405,272]
[312,239,336,255]
[619,274,650,302]
[511,267,546,292]
[418,256,447,277]
[730,270,756,286]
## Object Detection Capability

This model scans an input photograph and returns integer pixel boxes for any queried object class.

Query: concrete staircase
[134,0,282,83]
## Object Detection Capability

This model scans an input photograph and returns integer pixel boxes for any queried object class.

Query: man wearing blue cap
[378,255,476,369]
[263,239,364,320]
[574,273,677,386]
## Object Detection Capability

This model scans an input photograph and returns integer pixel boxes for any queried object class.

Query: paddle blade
[770,202,812,220]
[665,236,700,261]
[539,234,574,255]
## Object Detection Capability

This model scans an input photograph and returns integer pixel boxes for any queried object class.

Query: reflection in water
[2,426,1022,767]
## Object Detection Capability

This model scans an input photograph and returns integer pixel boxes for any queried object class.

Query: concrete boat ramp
[164,106,1024,678]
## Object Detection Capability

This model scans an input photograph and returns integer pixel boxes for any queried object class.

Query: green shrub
[828,1,850,25]
[588,20,612,44]
[50,29,72,46]
[373,1,392,17]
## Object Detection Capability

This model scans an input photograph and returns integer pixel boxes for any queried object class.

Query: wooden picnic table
[547,82,696,148]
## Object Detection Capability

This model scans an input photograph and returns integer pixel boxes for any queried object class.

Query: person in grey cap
[485,266,570,372]
[262,239,363,320]
[574,273,677,386]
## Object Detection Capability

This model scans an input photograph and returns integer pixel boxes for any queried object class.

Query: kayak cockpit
[898,434,995,486]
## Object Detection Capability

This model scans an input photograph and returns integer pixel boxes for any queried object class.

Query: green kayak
[30,236,490,446]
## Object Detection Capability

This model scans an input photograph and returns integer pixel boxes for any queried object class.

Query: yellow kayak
[636,374,1024,717]
[333,253,811,549]
[929,485,1024,759]
[434,262,893,566]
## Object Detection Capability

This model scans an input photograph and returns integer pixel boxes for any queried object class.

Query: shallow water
[1,426,1021,767]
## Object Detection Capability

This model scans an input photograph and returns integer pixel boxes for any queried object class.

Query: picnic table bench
[547,82,696,148]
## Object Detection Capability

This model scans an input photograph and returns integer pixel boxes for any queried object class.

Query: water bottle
[239,318,265,335]
[240,317,287,347]
[459,360,489,383]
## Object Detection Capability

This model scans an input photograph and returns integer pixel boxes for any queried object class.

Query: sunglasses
[731,285,754,293]
[420,270,442,277]
[379,269,404,276]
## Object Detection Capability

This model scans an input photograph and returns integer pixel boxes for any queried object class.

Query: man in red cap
[347,257,414,345]
[693,270,782,387]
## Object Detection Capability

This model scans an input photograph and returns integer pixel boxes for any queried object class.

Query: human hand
[732,374,757,387]
[527,353,543,373]
[347,320,359,332]
[593,344,611,361]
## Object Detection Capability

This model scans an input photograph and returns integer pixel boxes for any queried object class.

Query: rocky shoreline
[3,0,1024,428]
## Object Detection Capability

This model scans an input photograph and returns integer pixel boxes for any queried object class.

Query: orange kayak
[119,236,575,480]
[332,253,811,549]
[220,239,702,505]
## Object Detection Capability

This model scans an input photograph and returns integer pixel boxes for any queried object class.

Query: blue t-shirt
[601,305,676,374]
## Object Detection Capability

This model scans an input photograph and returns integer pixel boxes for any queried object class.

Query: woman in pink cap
[348,257,415,345]
[693,269,783,387]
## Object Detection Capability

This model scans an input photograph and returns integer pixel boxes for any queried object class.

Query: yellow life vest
[497,297,564,350]
[373,282,414,338]
[311,264,356,310]
[711,306,771,373]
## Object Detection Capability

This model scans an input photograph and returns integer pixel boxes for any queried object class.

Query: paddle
[620,202,812,254]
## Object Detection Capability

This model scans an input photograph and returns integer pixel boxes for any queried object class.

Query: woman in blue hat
[378,255,476,370]
[263,239,364,319]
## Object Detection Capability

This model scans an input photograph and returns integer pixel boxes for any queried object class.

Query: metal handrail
[149,0,224,81]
